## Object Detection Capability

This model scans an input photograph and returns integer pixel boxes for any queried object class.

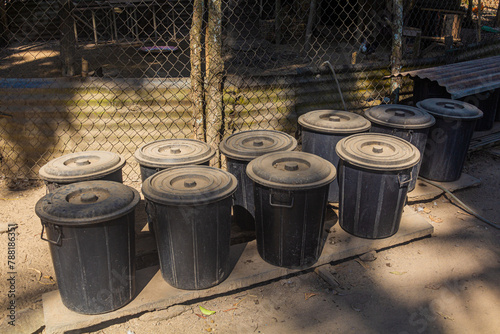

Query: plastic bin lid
[246,151,336,190]
[336,133,420,171]
[298,109,371,134]
[219,130,297,161]
[39,151,126,183]
[141,166,237,205]
[416,98,483,120]
[134,138,215,168]
[364,104,436,129]
[35,180,140,225]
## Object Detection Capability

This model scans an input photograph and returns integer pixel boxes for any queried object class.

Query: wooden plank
[43,210,432,334]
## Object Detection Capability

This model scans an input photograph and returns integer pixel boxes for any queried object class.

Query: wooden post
[390,0,403,103]
[190,0,205,141]
[303,0,317,56]
[60,0,78,76]
[205,0,224,167]
[275,0,282,44]
[477,0,482,42]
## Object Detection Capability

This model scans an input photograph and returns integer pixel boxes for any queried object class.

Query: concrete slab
[43,209,433,334]
[408,173,481,203]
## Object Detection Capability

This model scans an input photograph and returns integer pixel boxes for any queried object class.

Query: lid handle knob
[75,159,91,166]
[184,180,197,188]
[284,162,299,171]
[372,146,384,154]
[329,116,341,122]
[395,111,406,117]
[80,193,98,203]
[253,140,264,147]
[170,147,182,154]
[444,103,456,109]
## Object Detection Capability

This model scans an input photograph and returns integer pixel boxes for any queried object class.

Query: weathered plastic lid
[35,181,140,225]
[298,110,371,134]
[416,98,483,120]
[364,104,436,129]
[142,166,237,205]
[134,138,215,168]
[336,133,420,171]
[219,130,297,161]
[246,151,336,190]
[39,151,126,183]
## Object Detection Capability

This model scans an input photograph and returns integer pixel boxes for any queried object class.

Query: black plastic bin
[299,109,371,202]
[416,98,483,182]
[246,151,336,269]
[364,104,435,192]
[134,138,215,181]
[39,151,126,193]
[141,166,237,290]
[336,133,420,239]
[35,181,140,314]
[220,130,297,230]
[412,77,497,131]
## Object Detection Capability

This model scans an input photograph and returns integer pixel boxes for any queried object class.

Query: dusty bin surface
[299,109,371,202]
[35,181,140,314]
[246,151,336,269]
[38,151,126,193]
[416,98,483,182]
[141,166,237,290]
[134,138,215,181]
[336,133,420,239]
[364,104,435,192]
[220,130,297,230]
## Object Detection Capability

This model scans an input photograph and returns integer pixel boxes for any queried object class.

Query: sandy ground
[0,149,499,334]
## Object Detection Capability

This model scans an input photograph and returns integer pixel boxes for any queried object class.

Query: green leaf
[199,306,216,316]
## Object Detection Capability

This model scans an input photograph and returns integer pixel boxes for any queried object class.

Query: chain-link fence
[1,0,499,186]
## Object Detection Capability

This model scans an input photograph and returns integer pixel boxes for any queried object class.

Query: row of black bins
[34,97,484,315]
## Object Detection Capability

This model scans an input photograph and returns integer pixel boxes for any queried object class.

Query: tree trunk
[303,0,317,56]
[495,0,500,27]
[0,1,9,46]
[275,0,282,44]
[205,0,224,167]
[390,0,403,103]
[190,0,205,141]
[60,0,77,76]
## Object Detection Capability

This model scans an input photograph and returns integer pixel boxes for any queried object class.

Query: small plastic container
[39,151,126,193]
[246,151,336,269]
[35,181,140,314]
[142,166,237,290]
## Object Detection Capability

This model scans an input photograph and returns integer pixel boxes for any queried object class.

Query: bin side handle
[269,193,294,208]
[398,171,413,188]
[41,223,62,246]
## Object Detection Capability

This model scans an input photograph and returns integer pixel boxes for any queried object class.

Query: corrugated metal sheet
[392,55,500,99]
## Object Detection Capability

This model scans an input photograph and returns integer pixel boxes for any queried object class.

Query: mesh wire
[0,0,499,185]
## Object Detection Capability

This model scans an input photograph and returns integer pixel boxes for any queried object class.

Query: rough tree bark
[205,0,224,167]
[59,0,77,76]
[390,0,403,103]
[190,0,205,141]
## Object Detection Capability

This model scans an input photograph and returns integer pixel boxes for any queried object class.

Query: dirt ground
[0,147,499,334]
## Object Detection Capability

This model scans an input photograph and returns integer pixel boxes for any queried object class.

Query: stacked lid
[35,181,140,225]
[220,130,297,161]
[134,138,215,168]
[142,166,237,205]
[364,104,435,129]
[336,133,420,171]
[298,110,371,134]
[39,151,126,183]
[416,98,483,120]
[246,151,336,190]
